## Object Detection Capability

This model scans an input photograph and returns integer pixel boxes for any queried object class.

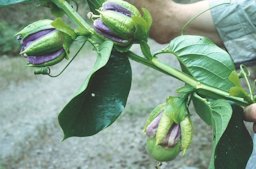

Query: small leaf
[176,85,194,98]
[59,41,132,138]
[214,104,253,169]
[229,70,251,102]
[141,8,152,29]
[52,18,77,40]
[166,96,187,123]
[132,16,148,41]
[229,86,251,102]
[208,99,232,169]
[228,71,242,87]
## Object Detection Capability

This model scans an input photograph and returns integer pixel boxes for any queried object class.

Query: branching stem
[127,51,248,106]
[51,0,94,35]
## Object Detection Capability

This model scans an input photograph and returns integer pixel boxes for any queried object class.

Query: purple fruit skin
[146,113,162,138]
[21,29,55,50]
[167,124,181,147]
[93,19,129,44]
[158,123,181,147]
[27,48,64,65]
[102,2,132,17]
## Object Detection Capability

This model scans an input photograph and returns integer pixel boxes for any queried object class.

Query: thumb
[244,103,256,122]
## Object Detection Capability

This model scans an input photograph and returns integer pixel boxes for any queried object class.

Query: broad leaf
[208,100,232,169]
[58,41,132,138]
[214,104,253,169]
[166,35,235,92]
[86,0,105,14]
[0,0,32,6]
[192,93,212,126]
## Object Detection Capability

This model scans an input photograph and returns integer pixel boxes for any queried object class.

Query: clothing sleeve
[209,0,256,65]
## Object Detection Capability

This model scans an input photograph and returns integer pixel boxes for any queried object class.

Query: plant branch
[51,0,94,35]
[151,58,248,106]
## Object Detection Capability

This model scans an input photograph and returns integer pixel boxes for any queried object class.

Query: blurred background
[0,0,215,169]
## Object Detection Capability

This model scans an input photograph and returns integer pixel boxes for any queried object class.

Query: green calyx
[146,137,180,162]
[16,19,54,40]
[21,31,66,56]
[100,10,135,39]
[155,111,174,145]
[180,116,193,155]
[165,96,188,123]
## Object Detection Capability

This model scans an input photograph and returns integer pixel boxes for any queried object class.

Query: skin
[125,0,222,44]
[126,0,256,132]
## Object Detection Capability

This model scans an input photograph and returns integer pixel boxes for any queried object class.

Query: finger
[244,103,256,122]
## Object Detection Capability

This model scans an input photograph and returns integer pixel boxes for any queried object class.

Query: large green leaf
[59,41,132,138]
[192,93,212,126]
[214,104,253,169]
[208,100,232,169]
[0,0,32,6]
[166,35,235,92]
[86,0,105,14]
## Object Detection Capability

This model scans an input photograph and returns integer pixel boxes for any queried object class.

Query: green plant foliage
[214,104,253,169]
[192,93,212,125]
[166,35,235,92]
[58,40,132,138]
[229,71,251,102]
[86,0,105,14]
[208,99,232,169]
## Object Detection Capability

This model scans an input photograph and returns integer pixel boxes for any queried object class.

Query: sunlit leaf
[166,35,235,92]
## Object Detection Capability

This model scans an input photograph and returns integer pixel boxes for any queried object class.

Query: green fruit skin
[104,0,141,17]
[155,111,173,144]
[180,117,192,155]
[22,31,65,56]
[146,138,180,162]
[100,10,135,39]
[16,19,54,40]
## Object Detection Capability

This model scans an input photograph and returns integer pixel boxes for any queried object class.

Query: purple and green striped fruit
[16,19,73,67]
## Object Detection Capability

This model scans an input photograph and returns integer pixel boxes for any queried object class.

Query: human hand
[244,103,256,133]
[124,0,222,45]
[125,0,180,43]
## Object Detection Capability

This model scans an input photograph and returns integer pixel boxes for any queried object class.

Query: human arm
[126,0,222,44]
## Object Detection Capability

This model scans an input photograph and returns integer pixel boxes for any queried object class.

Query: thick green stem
[127,51,169,76]
[51,0,94,35]
[151,58,248,106]
[128,51,247,106]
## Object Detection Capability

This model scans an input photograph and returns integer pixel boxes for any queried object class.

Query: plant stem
[151,58,248,106]
[128,51,247,106]
[51,0,94,35]
[126,51,169,76]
